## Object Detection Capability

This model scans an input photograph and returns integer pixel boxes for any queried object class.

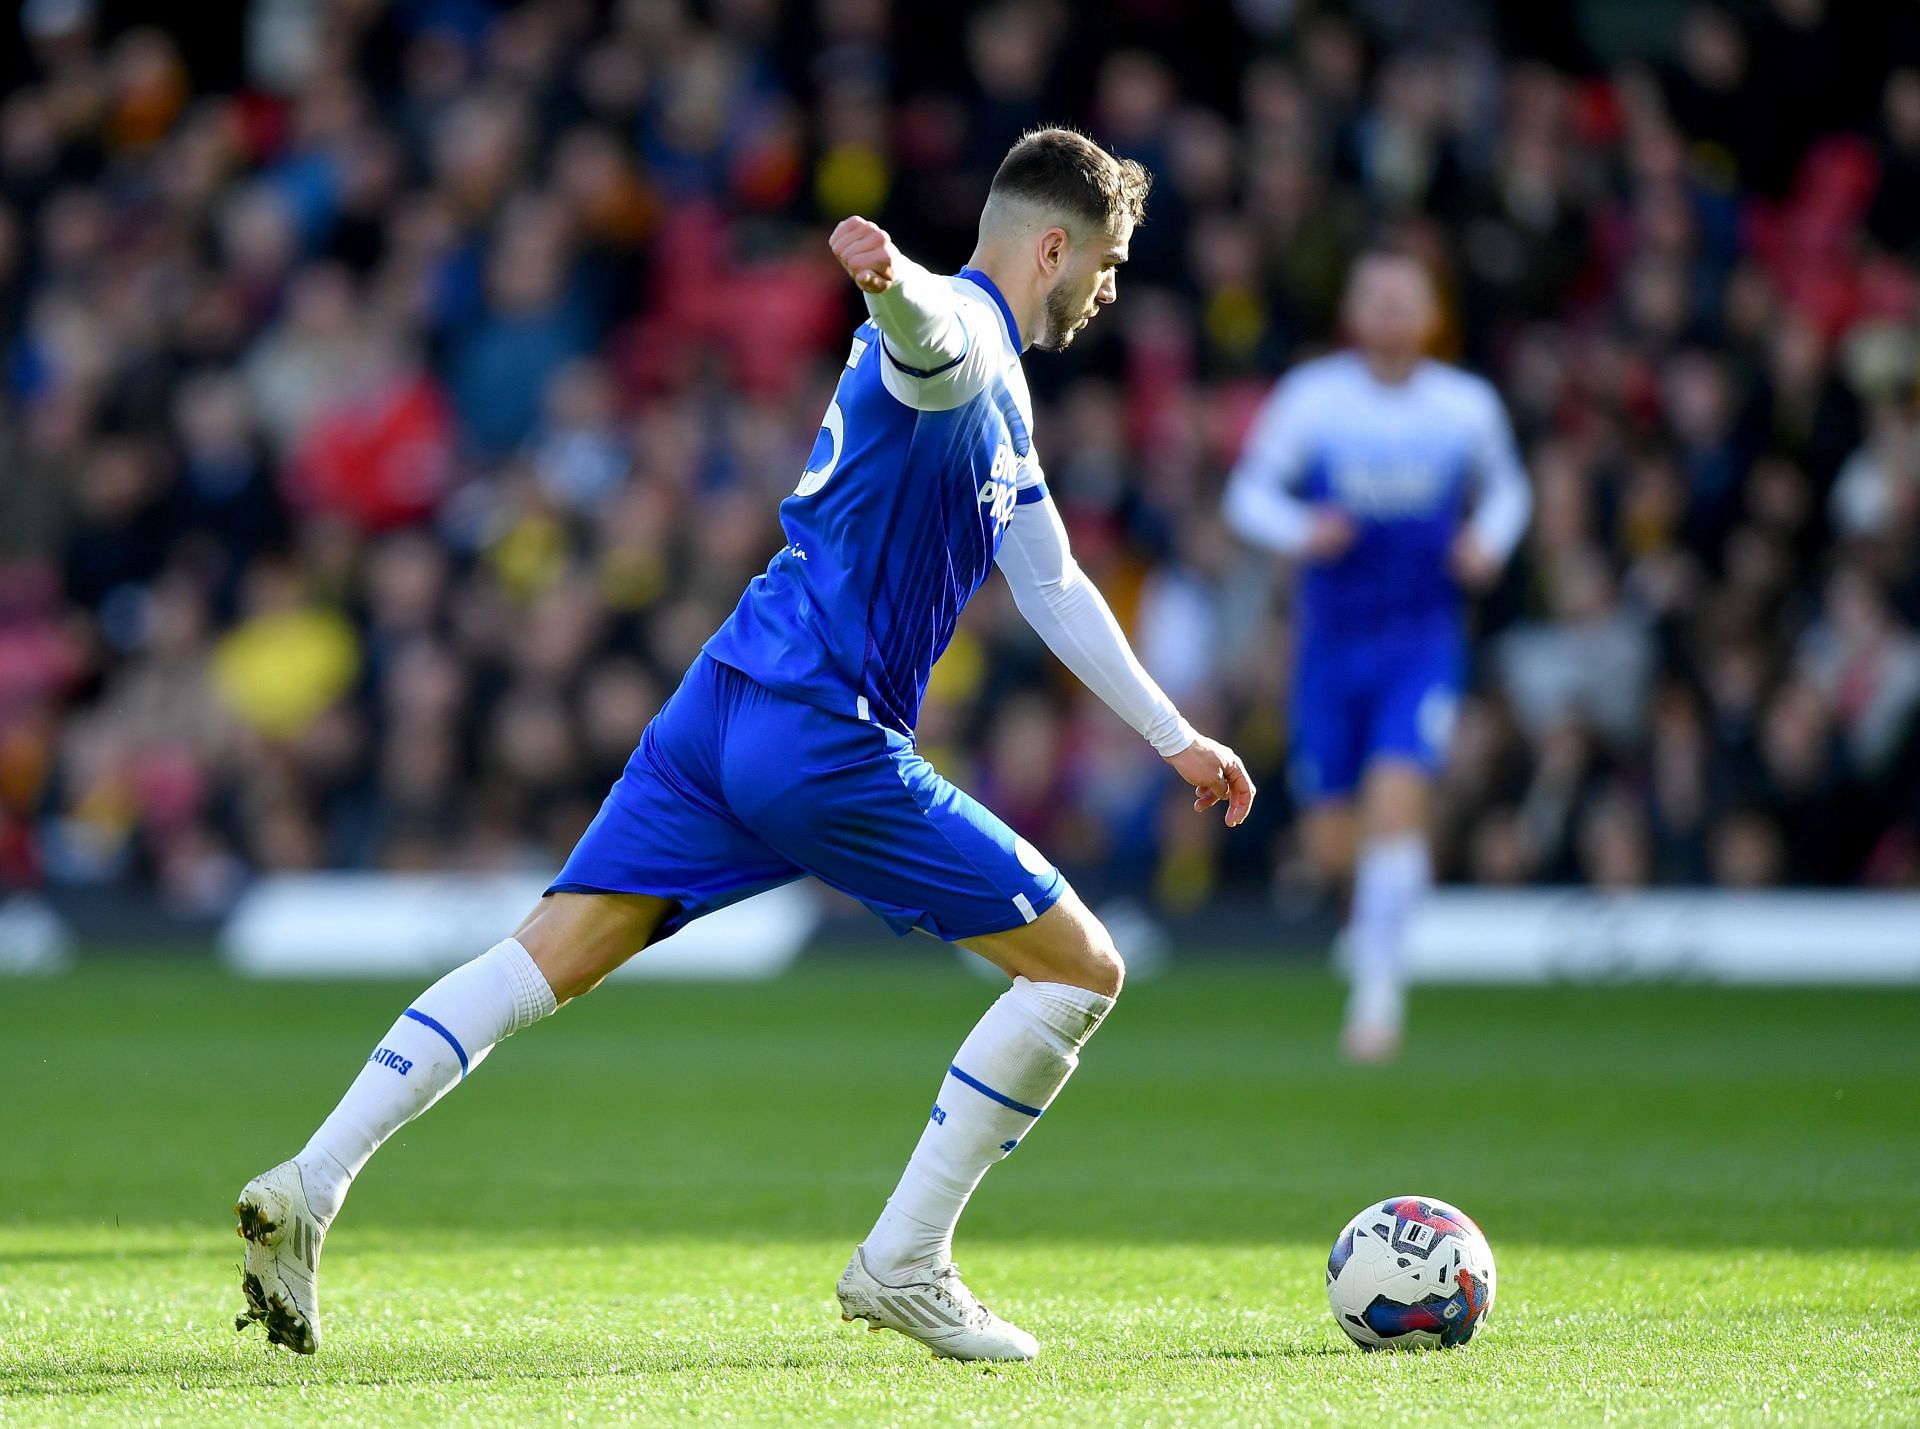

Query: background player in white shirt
[1225,253,1531,1061]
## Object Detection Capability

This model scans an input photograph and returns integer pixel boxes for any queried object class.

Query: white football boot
[233,1160,325,1354]
[836,1247,1038,1362]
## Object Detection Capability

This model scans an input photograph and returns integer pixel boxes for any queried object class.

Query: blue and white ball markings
[1326,1195,1496,1350]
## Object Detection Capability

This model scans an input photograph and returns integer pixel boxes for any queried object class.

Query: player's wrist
[864,253,926,301]
[1150,716,1198,759]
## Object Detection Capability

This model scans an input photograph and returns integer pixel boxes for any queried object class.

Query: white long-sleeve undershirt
[863,254,1187,752]
[1225,353,1533,562]
[996,496,1197,758]
[861,258,1006,411]
[864,257,969,371]
[1223,466,1315,554]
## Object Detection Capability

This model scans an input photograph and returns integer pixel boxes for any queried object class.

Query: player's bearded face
[1036,276,1091,351]
[1033,219,1128,351]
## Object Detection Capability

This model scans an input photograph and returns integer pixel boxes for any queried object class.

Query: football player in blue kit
[234,129,1255,1363]
[1225,252,1530,1063]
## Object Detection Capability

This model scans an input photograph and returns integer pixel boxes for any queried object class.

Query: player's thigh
[540,656,803,997]
[718,695,1067,949]
[1367,633,1461,780]
[552,765,799,923]
[513,891,679,1003]
[1290,644,1368,812]
[961,883,1123,997]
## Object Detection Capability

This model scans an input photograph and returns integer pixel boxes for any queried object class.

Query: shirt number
[793,400,844,497]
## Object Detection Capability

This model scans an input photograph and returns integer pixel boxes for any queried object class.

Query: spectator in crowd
[1,0,1917,920]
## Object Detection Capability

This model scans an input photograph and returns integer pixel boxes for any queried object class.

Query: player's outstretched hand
[830,216,899,294]
[1166,734,1256,828]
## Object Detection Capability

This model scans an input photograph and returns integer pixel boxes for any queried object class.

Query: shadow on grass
[1146,1345,1349,1364]
[0,1245,196,1267]
[4,1334,1355,1398]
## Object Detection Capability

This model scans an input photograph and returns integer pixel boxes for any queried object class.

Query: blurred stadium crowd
[3,0,1919,919]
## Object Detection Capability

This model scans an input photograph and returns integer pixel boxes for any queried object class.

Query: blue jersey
[1225,352,1530,638]
[1226,351,1531,800]
[703,269,1047,736]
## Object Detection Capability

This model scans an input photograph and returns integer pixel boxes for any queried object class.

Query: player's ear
[1038,226,1069,278]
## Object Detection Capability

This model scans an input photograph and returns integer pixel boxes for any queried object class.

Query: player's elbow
[1007,569,1075,618]
[1006,583,1049,627]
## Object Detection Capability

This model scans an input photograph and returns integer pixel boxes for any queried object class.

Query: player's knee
[997,928,1124,997]
[979,891,1124,997]
[1303,806,1358,883]
[519,934,611,1004]
[1090,935,1126,999]
[513,893,674,1004]
[1362,762,1431,836]
[1063,924,1125,1000]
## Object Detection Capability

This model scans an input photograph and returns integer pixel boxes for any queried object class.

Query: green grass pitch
[2,959,1917,1426]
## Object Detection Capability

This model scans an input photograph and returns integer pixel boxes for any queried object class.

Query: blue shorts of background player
[1289,620,1463,805]
[551,654,1067,941]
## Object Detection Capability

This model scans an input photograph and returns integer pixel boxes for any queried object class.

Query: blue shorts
[1290,623,1462,805]
[550,654,1066,940]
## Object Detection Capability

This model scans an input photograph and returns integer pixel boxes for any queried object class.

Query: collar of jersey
[957,267,1021,352]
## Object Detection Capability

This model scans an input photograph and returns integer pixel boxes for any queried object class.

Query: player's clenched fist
[830,216,899,294]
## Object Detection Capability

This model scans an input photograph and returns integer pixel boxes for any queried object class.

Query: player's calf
[234,925,605,1353]
[856,892,1120,1309]
[1342,763,1433,1059]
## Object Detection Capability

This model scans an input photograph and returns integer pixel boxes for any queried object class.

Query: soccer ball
[1326,1195,1496,1350]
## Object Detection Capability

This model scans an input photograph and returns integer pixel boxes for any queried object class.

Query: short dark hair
[988,127,1151,233]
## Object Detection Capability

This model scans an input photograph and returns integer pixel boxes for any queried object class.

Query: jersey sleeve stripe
[879,333,968,379]
[1014,481,1049,505]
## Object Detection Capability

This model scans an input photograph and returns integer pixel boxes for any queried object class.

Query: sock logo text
[369,1047,414,1076]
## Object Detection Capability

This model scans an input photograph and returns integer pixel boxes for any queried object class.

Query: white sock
[295,938,557,1224]
[862,977,1115,1280]
[1345,834,1430,1032]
